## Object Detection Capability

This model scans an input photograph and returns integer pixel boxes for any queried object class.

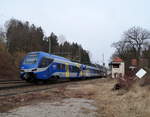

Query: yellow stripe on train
[65,63,70,78]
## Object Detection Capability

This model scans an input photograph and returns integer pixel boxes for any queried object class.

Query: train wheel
[25,76,35,83]
[70,78,76,81]
[24,72,35,83]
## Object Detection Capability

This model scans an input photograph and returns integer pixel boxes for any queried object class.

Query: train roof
[27,51,71,62]
[27,51,99,70]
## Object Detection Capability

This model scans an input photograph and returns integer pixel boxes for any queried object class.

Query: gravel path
[0,98,97,117]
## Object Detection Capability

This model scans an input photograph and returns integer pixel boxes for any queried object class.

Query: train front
[20,53,40,82]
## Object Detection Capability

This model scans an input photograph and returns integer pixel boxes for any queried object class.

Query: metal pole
[79,46,81,63]
[49,36,51,53]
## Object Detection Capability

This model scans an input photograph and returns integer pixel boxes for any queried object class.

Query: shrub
[0,51,18,79]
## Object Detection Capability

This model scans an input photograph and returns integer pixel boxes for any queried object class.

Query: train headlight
[20,69,24,72]
[24,73,29,79]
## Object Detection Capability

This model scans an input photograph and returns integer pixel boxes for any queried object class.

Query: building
[109,57,125,78]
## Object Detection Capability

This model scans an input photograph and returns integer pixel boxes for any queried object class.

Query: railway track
[0,80,22,82]
[0,83,33,90]
[0,78,101,97]
[0,80,72,97]
[0,84,63,97]
[0,80,24,85]
[0,81,25,85]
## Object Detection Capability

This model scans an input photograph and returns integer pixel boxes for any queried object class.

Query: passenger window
[57,64,66,71]
[39,57,53,68]
[62,64,66,71]
[72,66,80,72]
[69,66,71,71]
[72,66,76,72]
[57,64,61,70]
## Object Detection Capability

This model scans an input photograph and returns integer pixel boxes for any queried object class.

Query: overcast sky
[0,0,150,65]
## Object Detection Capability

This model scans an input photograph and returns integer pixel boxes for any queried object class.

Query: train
[19,51,106,83]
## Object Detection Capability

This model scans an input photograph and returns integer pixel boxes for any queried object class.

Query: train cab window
[39,57,53,68]
[23,54,38,64]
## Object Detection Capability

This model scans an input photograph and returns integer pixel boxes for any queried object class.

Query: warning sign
[136,68,147,79]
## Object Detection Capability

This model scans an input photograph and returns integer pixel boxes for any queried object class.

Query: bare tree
[112,26,150,72]
[123,26,150,65]
[112,40,128,59]
[0,27,5,43]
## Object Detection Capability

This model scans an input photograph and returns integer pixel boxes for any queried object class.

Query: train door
[76,64,81,78]
[38,57,53,79]
[65,63,70,78]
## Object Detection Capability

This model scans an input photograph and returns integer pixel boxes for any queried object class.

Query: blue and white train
[20,51,104,82]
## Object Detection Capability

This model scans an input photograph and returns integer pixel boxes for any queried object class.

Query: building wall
[112,62,125,78]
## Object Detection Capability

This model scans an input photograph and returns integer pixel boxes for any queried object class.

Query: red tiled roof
[113,57,123,62]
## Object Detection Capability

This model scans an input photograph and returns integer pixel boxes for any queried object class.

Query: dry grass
[94,80,150,117]
[64,78,150,117]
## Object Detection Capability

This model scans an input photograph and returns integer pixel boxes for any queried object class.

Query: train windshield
[23,54,38,64]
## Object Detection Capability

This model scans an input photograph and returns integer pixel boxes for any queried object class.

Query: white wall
[112,62,125,78]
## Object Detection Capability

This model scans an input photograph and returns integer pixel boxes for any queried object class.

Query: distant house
[109,57,125,78]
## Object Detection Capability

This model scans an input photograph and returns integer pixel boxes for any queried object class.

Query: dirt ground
[0,78,150,117]
[1,98,97,117]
